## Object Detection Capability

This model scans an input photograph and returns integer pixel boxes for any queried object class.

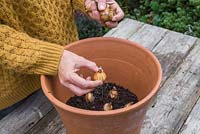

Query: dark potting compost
[66,82,138,111]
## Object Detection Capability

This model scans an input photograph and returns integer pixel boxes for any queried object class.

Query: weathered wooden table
[0,18,200,134]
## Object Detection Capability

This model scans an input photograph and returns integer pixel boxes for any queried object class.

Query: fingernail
[99,2,106,10]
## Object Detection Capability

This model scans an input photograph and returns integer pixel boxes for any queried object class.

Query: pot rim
[41,37,162,116]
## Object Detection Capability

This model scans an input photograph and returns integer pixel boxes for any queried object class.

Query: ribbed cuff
[35,42,64,75]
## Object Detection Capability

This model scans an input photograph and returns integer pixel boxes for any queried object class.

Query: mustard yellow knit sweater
[0,0,87,110]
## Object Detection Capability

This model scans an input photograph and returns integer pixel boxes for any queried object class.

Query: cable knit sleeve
[0,25,64,75]
[72,0,87,14]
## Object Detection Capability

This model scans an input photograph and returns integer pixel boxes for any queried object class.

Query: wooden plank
[57,127,66,134]
[141,39,200,134]
[179,98,200,134]
[0,90,53,134]
[152,31,197,83]
[104,18,144,39]
[128,24,168,49]
[27,109,65,134]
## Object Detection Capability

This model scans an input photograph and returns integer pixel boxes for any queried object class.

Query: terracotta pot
[41,37,162,134]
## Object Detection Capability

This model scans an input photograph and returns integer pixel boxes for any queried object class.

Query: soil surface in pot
[66,82,138,111]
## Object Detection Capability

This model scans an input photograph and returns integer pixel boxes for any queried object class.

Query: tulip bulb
[93,67,107,81]
[85,93,95,103]
[103,103,113,111]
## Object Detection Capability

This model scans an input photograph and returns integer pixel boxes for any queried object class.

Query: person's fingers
[105,21,118,28]
[85,0,91,7]
[88,12,93,18]
[68,73,103,89]
[109,2,117,11]
[77,57,99,72]
[92,1,100,20]
[79,75,91,80]
[112,5,124,21]
[98,0,106,11]
[88,1,100,20]
[86,76,91,81]
[106,0,115,5]
[80,74,84,78]
[67,83,92,96]
[85,0,92,9]
[93,10,100,20]
[91,0,97,11]
[59,74,93,96]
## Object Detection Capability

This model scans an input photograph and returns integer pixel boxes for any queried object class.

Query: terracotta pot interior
[45,39,159,107]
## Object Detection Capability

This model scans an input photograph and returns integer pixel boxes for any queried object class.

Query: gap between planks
[178,95,200,134]
[141,39,200,134]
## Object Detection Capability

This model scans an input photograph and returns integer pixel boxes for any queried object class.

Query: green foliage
[76,0,200,39]
[75,12,107,39]
[150,1,159,12]
[189,0,200,6]
[124,0,200,37]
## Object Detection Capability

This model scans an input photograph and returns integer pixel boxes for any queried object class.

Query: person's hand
[85,0,124,28]
[58,50,103,96]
